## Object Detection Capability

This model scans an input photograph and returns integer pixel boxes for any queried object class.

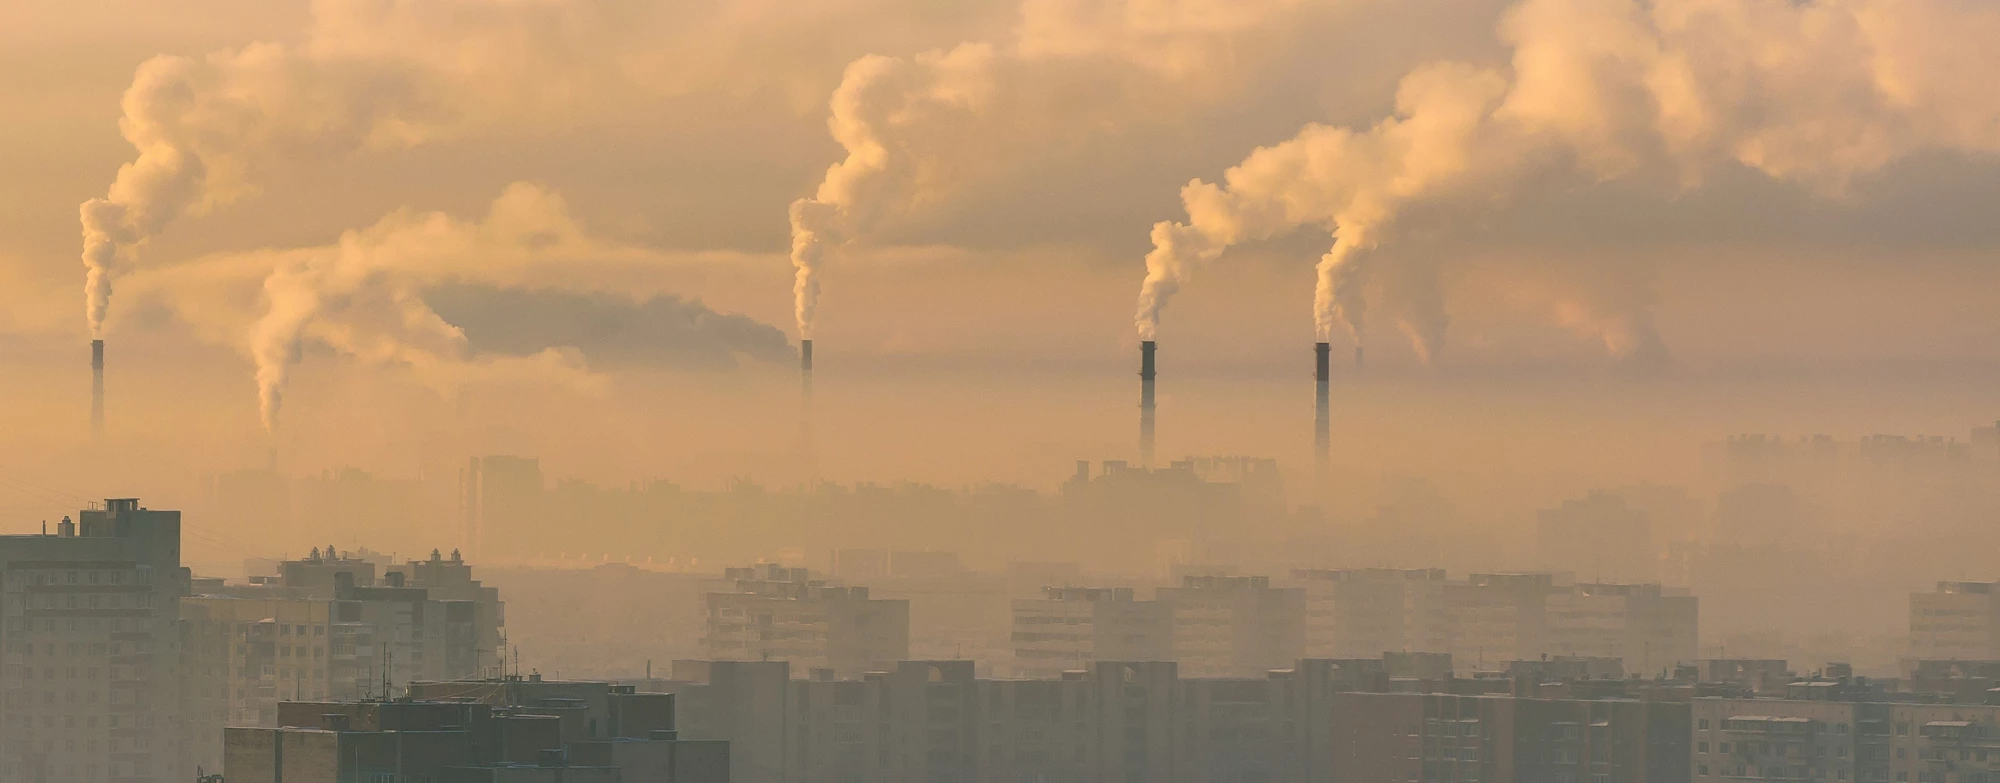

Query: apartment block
[1545,582,1699,679]
[1448,573,1698,677]
[1686,696,2000,783]
[1911,581,2000,661]
[1332,691,1691,783]
[182,547,504,775]
[0,499,190,783]
[223,677,727,783]
[649,652,1730,783]
[1291,568,1450,659]
[1157,575,1306,678]
[703,564,909,678]
[1447,573,1558,672]
[1010,587,1171,678]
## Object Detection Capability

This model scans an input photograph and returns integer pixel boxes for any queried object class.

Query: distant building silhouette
[702,564,908,678]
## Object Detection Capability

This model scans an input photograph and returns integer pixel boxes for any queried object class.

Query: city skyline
[7,1,2000,780]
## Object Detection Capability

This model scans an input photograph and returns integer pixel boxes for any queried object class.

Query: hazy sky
[4,0,2000,511]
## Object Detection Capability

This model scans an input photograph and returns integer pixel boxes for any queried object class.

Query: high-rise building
[1156,575,1306,678]
[223,678,728,783]
[1447,573,1697,676]
[653,652,1723,783]
[1333,691,1691,783]
[183,547,504,774]
[1292,568,1450,659]
[702,564,909,678]
[1009,587,1172,678]
[0,499,190,783]
[181,596,338,730]
[389,549,507,677]
[1910,581,2000,661]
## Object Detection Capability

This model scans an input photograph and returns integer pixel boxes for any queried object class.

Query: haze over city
[5,0,2000,781]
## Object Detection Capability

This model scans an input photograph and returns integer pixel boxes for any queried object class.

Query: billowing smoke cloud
[425,284,794,369]
[789,0,1327,339]
[80,30,471,338]
[111,181,787,432]
[249,184,619,430]
[1134,0,2000,358]
[76,0,991,339]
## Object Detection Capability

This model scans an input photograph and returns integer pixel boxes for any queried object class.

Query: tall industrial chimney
[90,339,105,437]
[799,338,815,466]
[1139,341,1157,467]
[1353,344,1364,371]
[1314,342,1331,474]
[800,339,814,393]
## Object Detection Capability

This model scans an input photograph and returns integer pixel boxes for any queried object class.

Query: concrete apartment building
[1448,573,1698,676]
[181,546,505,773]
[1911,581,2000,661]
[1688,667,2000,782]
[181,595,340,731]
[654,659,1187,783]
[391,549,508,676]
[703,564,909,679]
[0,499,191,783]
[1291,567,1450,659]
[1331,691,1691,783]
[1448,573,1559,672]
[1687,695,2000,782]
[648,654,1719,783]
[1010,586,1172,678]
[223,677,728,783]
[1157,575,1306,678]
[1545,582,1699,679]
[830,550,1014,670]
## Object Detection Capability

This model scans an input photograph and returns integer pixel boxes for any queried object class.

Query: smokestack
[90,340,105,437]
[1353,344,1363,371]
[1139,341,1157,467]
[799,339,815,468]
[1315,342,1331,474]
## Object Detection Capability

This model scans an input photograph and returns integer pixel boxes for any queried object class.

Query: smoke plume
[241,183,734,431]
[791,0,1328,339]
[111,180,787,432]
[76,0,946,339]
[1134,0,2000,358]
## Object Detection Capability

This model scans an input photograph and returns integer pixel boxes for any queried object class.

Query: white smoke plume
[77,0,964,339]
[79,33,467,338]
[248,183,630,431]
[1134,0,2000,357]
[791,0,1322,339]
[113,181,780,433]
